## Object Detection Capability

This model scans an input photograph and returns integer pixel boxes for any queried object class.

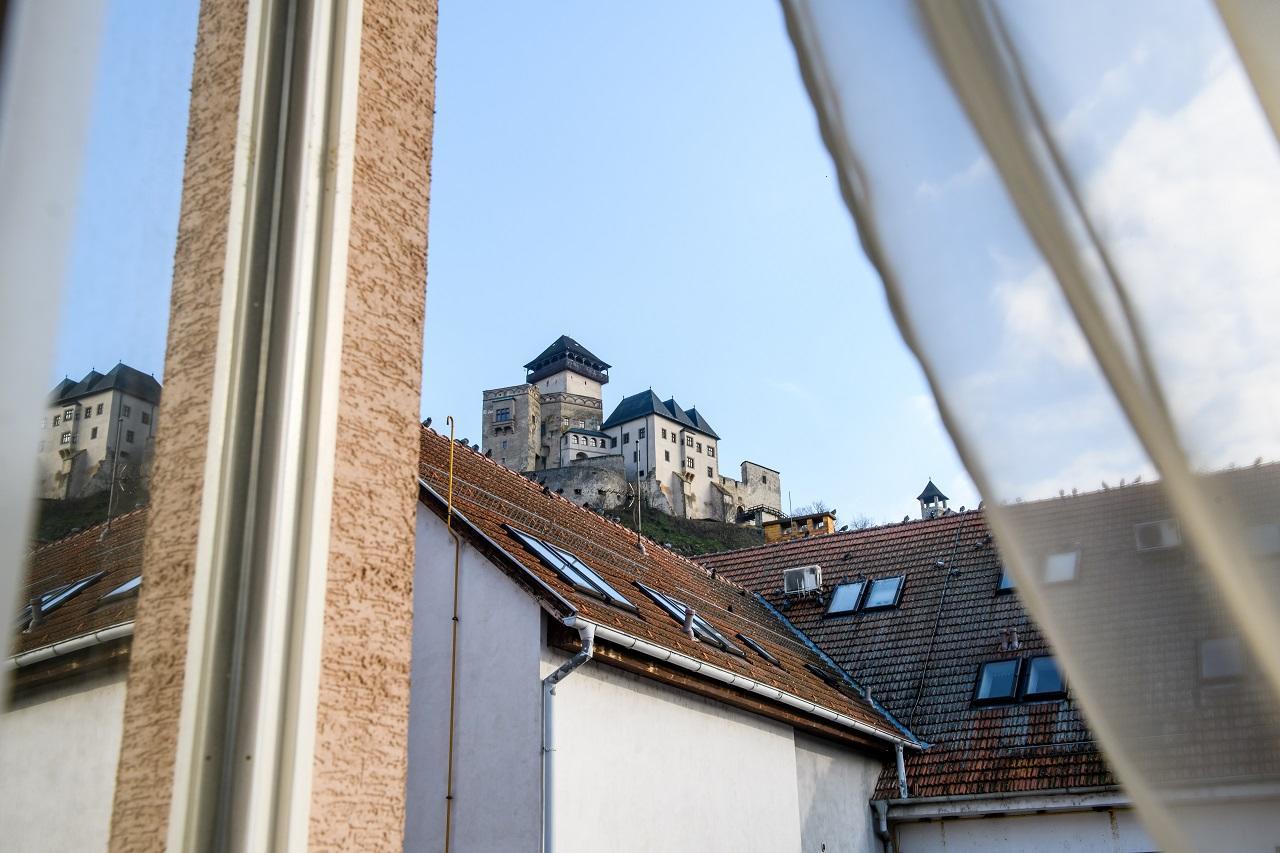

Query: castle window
[685,457,694,468]
[706,466,713,477]
[126,430,135,443]
[53,415,60,426]
[664,450,670,462]
[84,408,91,419]
[96,403,103,415]
[60,431,71,445]
[63,407,74,420]
[495,407,511,423]
[661,428,668,439]
[686,435,693,447]
[638,428,646,439]
[91,427,99,439]
[696,442,702,452]
[611,437,618,448]
[622,432,630,444]
[572,435,579,444]
[122,405,132,418]
[590,438,597,447]
[632,451,637,462]
[141,411,151,425]
[707,446,714,458]
[762,475,768,485]
[671,434,676,444]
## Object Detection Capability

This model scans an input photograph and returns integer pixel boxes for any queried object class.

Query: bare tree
[791,499,831,516]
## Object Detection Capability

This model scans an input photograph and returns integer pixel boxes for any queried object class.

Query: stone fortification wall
[530,456,631,511]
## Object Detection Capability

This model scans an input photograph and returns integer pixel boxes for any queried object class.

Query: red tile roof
[417,426,912,747]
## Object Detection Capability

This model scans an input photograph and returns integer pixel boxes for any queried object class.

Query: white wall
[0,669,128,852]
[543,647,805,853]
[794,733,882,853]
[405,505,545,853]
[894,809,1154,852]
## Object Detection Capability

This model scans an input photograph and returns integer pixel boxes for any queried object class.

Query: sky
[51,0,983,524]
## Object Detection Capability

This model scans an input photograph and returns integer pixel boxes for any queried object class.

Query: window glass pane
[1200,637,1244,681]
[976,659,1020,701]
[997,568,1015,592]
[1044,550,1079,584]
[100,575,142,603]
[1025,656,1064,698]
[826,581,864,615]
[863,576,903,608]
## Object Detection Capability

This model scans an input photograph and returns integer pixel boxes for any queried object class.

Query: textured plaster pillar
[108,1,437,849]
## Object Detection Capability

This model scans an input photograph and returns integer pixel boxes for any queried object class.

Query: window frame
[973,658,1021,705]
[635,581,744,656]
[862,575,905,610]
[1043,549,1080,584]
[1022,655,1067,700]
[736,632,783,668]
[505,525,637,612]
[825,580,866,617]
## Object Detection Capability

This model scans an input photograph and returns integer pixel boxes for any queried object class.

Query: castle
[482,336,783,523]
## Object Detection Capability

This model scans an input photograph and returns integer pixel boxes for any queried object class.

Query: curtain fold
[784,1,1280,849]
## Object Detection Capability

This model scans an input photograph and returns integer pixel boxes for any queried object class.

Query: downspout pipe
[542,622,595,853]
[896,742,909,799]
[871,800,892,853]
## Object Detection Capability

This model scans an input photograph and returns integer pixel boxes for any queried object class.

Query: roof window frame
[1022,655,1067,701]
[862,575,905,610]
[824,580,866,617]
[736,632,783,668]
[973,658,1022,705]
[505,525,637,612]
[635,581,744,657]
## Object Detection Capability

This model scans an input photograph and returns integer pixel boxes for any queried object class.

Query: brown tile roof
[13,508,146,657]
[701,464,1280,800]
[417,426,913,748]
[699,509,1114,799]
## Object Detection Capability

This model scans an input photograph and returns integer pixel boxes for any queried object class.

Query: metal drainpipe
[896,742,909,799]
[541,622,596,853]
[872,800,893,853]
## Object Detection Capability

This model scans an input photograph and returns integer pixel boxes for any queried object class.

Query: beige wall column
[109,0,437,849]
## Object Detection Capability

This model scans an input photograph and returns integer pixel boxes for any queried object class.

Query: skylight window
[1023,656,1066,700]
[1199,637,1245,682]
[40,571,105,613]
[635,582,743,656]
[997,568,1015,593]
[863,576,904,609]
[974,659,1020,704]
[825,581,864,616]
[506,527,635,610]
[1043,550,1079,584]
[736,633,782,668]
[100,575,141,604]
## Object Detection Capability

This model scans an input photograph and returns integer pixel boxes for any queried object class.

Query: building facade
[35,363,161,500]
[483,337,783,522]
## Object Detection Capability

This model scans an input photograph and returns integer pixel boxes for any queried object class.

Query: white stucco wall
[0,669,128,852]
[794,733,882,853]
[405,505,545,853]
[893,808,1154,852]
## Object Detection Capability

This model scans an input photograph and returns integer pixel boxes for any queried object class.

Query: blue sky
[55,0,976,523]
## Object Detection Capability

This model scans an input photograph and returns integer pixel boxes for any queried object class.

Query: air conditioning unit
[1134,519,1180,551]
[783,564,822,595]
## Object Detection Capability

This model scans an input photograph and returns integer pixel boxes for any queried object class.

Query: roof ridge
[28,505,148,556]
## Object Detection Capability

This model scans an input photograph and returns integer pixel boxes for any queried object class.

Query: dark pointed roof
[684,407,720,440]
[917,480,948,503]
[51,363,162,405]
[602,392,718,439]
[523,335,610,385]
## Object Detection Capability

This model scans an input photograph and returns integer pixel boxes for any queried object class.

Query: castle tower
[481,336,609,471]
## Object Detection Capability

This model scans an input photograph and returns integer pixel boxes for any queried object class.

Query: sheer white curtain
[783,0,1280,849]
